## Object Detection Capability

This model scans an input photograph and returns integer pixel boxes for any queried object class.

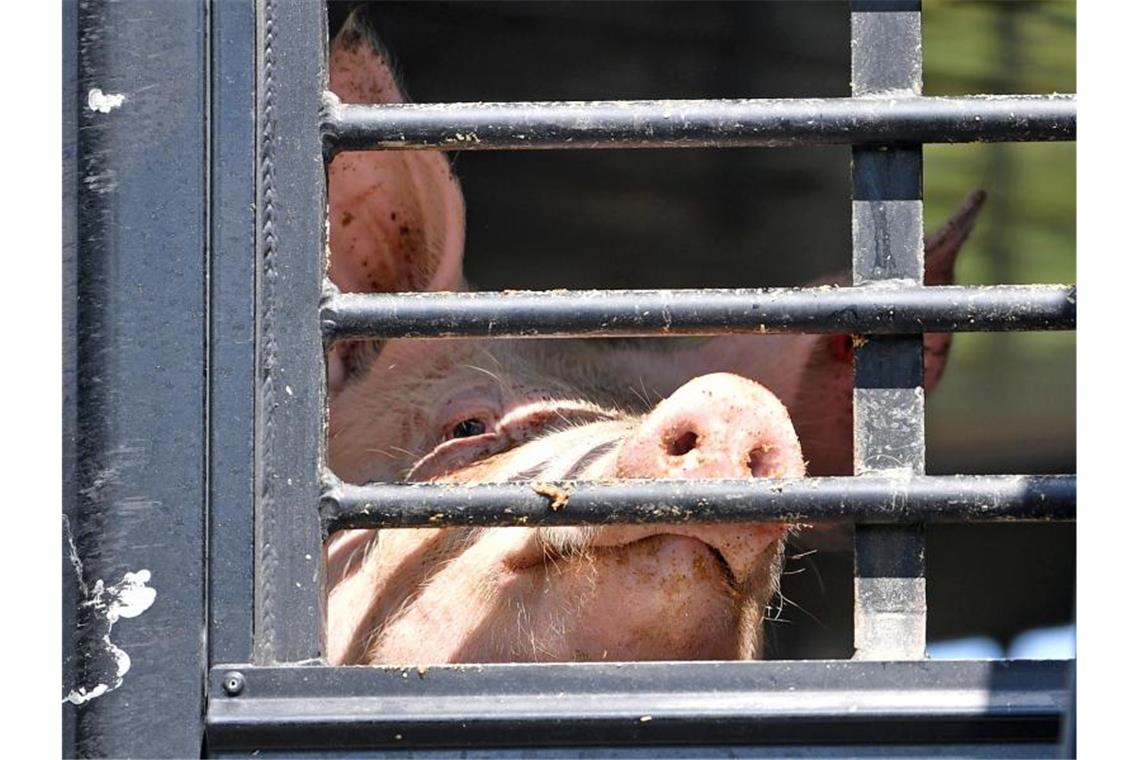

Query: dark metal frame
[64,0,209,755]
[63,0,1076,756]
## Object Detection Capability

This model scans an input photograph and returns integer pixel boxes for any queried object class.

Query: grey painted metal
[322,284,1076,341]
[210,743,1064,758]
[850,0,928,661]
[320,475,1076,535]
[63,0,209,755]
[209,0,258,666]
[321,95,1075,153]
[851,1,923,95]
[252,0,327,665]
[61,0,79,750]
[205,660,1069,752]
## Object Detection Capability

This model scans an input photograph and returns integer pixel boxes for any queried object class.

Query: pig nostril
[748,447,778,478]
[666,430,699,457]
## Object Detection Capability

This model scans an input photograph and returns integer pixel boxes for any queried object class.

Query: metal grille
[204,0,1074,755]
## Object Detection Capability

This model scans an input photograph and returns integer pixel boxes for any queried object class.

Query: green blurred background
[924,0,1074,477]
[332,1,1076,658]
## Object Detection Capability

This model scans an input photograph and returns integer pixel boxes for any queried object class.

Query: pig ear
[326,10,465,295]
[788,190,987,475]
[924,189,986,287]
[326,12,466,393]
[916,189,987,389]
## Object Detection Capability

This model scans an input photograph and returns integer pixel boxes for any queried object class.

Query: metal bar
[850,0,928,661]
[208,0,257,667]
[209,743,1065,759]
[61,0,79,750]
[206,660,1070,751]
[322,95,1075,153]
[251,0,326,665]
[64,0,209,755]
[320,475,1076,535]
[323,284,1075,340]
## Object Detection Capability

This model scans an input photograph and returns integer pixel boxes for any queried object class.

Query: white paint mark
[62,516,157,706]
[87,88,127,114]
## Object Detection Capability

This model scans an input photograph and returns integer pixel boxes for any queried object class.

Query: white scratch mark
[63,514,88,597]
[87,88,127,114]
[62,516,157,706]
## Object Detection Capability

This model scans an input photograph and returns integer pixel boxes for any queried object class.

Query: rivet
[222,671,245,696]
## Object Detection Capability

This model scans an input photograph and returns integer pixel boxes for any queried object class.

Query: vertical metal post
[64,0,209,754]
[62,0,79,749]
[210,0,258,667]
[850,0,927,659]
[252,0,328,664]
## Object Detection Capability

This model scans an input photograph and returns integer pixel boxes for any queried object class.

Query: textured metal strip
[252,0,327,665]
[850,0,928,661]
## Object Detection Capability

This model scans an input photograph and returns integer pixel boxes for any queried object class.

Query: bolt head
[222,671,245,696]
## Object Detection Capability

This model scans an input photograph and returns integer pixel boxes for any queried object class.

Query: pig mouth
[505,530,741,590]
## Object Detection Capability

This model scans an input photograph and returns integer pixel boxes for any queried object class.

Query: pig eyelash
[628,377,665,410]
[362,446,401,460]
[765,591,822,628]
[363,445,418,461]
[462,361,513,393]
[785,547,819,562]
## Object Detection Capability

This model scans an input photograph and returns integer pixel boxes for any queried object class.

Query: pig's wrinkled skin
[323,13,984,665]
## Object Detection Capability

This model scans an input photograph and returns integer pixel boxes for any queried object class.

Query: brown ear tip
[966,188,988,211]
[334,7,384,57]
[947,188,988,231]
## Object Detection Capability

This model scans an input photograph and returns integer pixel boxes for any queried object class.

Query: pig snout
[571,373,804,599]
[614,372,805,481]
[488,372,805,662]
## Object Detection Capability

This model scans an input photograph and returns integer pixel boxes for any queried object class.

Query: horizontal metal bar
[207,660,1070,751]
[320,474,1075,535]
[322,94,1076,153]
[322,284,1076,341]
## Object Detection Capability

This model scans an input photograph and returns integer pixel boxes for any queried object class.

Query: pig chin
[490,530,785,661]
[362,527,783,664]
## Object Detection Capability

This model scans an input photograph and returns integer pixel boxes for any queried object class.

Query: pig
[323,12,984,665]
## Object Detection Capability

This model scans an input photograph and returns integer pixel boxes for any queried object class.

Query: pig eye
[448,418,487,439]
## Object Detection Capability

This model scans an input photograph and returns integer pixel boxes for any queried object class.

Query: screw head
[222,671,245,696]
